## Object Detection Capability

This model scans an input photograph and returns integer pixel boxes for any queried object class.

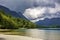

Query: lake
[26,29,60,40]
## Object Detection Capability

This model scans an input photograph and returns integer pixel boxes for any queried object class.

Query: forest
[0,10,37,29]
[0,10,60,29]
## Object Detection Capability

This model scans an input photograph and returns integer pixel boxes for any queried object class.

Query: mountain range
[0,5,60,27]
[0,7,37,29]
[0,5,27,19]
[36,18,60,26]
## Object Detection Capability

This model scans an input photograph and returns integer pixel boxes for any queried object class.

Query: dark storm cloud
[0,0,60,12]
[23,0,60,22]
[0,0,33,12]
[0,0,32,13]
[0,0,60,22]
[54,0,60,3]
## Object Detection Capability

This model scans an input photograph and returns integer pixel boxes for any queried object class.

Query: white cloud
[0,0,60,22]
[23,7,46,20]
[23,3,60,22]
[49,3,60,13]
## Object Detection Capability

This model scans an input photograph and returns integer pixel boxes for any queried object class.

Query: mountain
[36,18,60,26]
[0,5,27,19]
[0,10,37,29]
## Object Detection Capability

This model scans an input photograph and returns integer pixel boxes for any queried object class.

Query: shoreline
[0,34,43,40]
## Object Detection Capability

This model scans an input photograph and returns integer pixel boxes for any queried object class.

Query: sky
[0,0,60,22]
[0,0,33,12]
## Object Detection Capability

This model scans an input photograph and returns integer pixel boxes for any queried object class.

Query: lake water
[26,29,60,40]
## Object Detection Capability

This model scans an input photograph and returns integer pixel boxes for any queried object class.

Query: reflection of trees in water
[0,38,5,40]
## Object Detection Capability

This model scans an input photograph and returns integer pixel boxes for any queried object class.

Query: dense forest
[0,10,60,29]
[0,10,37,29]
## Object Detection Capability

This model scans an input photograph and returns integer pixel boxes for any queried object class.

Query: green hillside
[0,10,37,29]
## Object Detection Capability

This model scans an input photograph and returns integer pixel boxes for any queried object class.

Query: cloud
[0,0,33,12]
[0,0,60,22]
[23,7,46,19]
[23,3,60,22]
[0,0,60,12]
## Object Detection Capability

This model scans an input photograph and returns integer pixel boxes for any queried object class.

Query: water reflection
[26,29,60,40]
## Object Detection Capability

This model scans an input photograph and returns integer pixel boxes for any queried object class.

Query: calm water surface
[26,29,60,40]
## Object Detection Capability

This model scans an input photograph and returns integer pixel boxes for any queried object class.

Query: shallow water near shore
[0,28,60,40]
[26,28,60,40]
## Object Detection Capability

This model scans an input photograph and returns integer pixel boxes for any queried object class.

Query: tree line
[0,10,37,29]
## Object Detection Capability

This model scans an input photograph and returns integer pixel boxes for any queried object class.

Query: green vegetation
[0,29,26,36]
[37,25,60,28]
[0,10,60,29]
[0,10,37,29]
[0,9,60,36]
[49,25,60,28]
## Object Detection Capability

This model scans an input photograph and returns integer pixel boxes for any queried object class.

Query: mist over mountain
[23,0,60,25]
